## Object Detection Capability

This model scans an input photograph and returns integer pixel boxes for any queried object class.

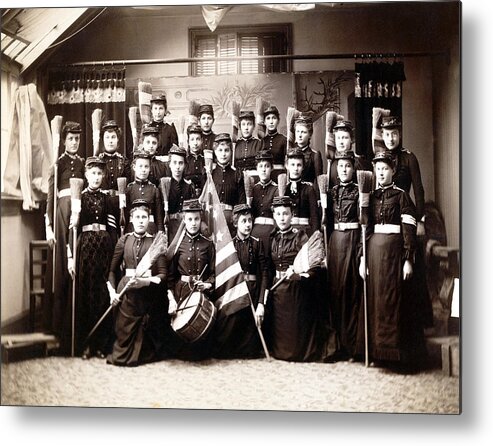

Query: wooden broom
[128,106,139,151]
[231,100,241,145]
[276,173,287,197]
[117,177,127,236]
[286,106,301,151]
[91,108,103,156]
[255,97,268,139]
[160,177,171,226]
[176,114,187,149]
[69,177,84,357]
[372,107,391,154]
[138,81,153,125]
[270,230,326,292]
[243,171,255,206]
[204,149,214,174]
[357,169,373,367]
[50,115,63,293]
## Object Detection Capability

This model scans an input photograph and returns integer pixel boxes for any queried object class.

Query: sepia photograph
[1,0,462,421]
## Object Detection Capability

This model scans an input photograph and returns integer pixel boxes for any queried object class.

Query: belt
[273,164,284,169]
[181,275,200,283]
[334,222,360,231]
[126,268,151,278]
[57,188,71,198]
[168,212,181,220]
[220,203,233,211]
[374,224,401,234]
[292,217,309,225]
[275,270,288,280]
[105,189,118,196]
[254,217,274,225]
[82,223,106,232]
[244,274,256,281]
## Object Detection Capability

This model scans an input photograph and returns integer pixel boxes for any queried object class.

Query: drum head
[171,291,202,331]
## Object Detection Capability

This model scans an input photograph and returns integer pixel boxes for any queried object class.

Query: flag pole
[247,293,271,361]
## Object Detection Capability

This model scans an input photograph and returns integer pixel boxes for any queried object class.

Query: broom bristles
[189,100,200,117]
[277,173,287,197]
[243,171,254,199]
[117,177,127,195]
[159,177,171,201]
[51,115,63,160]
[138,81,153,125]
[135,231,168,277]
[293,230,325,273]
[128,107,138,129]
[69,178,84,200]
[317,174,329,195]
[92,109,103,156]
[357,170,373,220]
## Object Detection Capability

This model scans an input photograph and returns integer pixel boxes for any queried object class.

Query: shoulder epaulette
[127,181,136,187]
[401,148,412,154]
[183,178,192,185]
[199,233,212,242]
[392,184,405,193]
[292,227,299,233]
[272,181,278,186]
[251,235,259,242]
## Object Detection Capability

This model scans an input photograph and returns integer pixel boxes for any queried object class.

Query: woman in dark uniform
[68,157,117,359]
[211,204,269,359]
[267,196,320,362]
[107,199,170,367]
[357,151,426,373]
[322,149,362,362]
[261,105,287,182]
[44,121,85,354]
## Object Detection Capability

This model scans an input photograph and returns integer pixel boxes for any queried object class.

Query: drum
[171,291,217,343]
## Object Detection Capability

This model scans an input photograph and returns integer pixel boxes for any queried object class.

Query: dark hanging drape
[354,60,405,158]
[46,67,127,159]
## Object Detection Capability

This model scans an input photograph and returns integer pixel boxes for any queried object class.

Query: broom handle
[362,224,369,367]
[269,274,287,293]
[248,297,271,361]
[71,226,77,357]
[51,163,58,294]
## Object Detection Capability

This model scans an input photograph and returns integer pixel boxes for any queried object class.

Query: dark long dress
[262,131,287,181]
[251,179,279,249]
[107,232,170,366]
[356,183,426,367]
[44,152,85,354]
[124,179,164,234]
[211,235,269,359]
[70,188,117,356]
[322,181,362,361]
[268,227,320,362]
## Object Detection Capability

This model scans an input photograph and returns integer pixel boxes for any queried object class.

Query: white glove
[167,289,177,316]
[255,303,265,327]
[46,225,56,249]
[67,258,75,280]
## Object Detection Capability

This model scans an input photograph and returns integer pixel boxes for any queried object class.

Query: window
[190,24,292,76]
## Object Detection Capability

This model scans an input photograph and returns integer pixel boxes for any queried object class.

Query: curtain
[3,83,53,210]
[46,67,127,159]
[354,60,405,158]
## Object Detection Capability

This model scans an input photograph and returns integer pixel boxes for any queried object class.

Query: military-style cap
[182,198,203,212]
[141,125,159,136]
[372,151,395,166]
[85,156,106,168]
[334,149,355,162]
[233,203,252,215]
[102,120,119,132]
[150,94,167,104]
[286,147,305,159]
[168,145,187,158]
[198,104,214,117]
[239,110,255,121]
[272,196,293,208]
[131,199,150,210]
[294,115,313,128]
[133,149,152,160]
[187,124,203,135]
[255,150,274,162]
[214,133,232,144]
[381,116,402,129]
[63,121,82,134]
[333,120,354,133]
[262,105,280,119]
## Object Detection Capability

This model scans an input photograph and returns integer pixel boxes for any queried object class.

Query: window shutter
[239,35,260,74]
[194,36,217,76]
[218,33,237,75]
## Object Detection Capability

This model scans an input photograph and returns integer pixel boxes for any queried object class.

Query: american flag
[199,172,251,316]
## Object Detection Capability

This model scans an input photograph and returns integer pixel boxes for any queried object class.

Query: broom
[243,171,255,206]
[286,106,301,151]
[231,100,241,144]
[86,231,169,345]
[91,108,103,156]
[255,97,268,139]
[325,111,338,158]
[117,177,127,236]
[176,114,187,149]
[276,173,287,197]
[357,169,373,367]
[138,81,153,125]
[317,173,329,229]
[372,107,391,154]
[204,149,214,174]
[50,115,63,293]
[128,106,139,151]
[269,230,326,292]
[160,177,171,226]
[69,177,84,357]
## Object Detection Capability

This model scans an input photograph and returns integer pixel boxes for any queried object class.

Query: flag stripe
[215,281,250,312]
[215,260,243,289]
[216,240,237,264]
